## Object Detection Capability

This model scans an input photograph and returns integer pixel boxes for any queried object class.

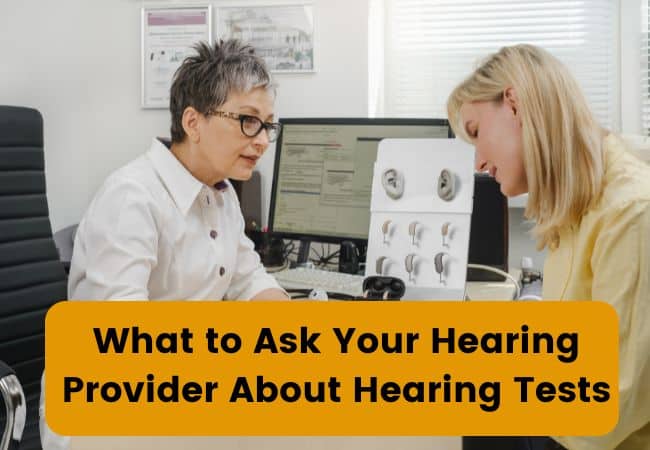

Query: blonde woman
[448,44,649,450]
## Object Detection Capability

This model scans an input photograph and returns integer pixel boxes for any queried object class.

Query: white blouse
[68,137,281,301]
[40,139,282,449]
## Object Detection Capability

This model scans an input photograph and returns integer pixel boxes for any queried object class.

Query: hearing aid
[441,222,451,247]
[437,169,457,201]
[376,256,388,275]
[405,253,416,282]
[381,220,392,244]
[408,221,418,245]
[434,252,449,285]
[382,168,404,200]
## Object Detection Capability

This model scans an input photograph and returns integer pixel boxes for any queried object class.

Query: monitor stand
[296,239,311,265]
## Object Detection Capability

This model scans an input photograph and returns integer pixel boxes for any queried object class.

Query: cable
[307,243,340,269]
[320,250,339,266]
[467,264,521,300]
[281,240,296,263]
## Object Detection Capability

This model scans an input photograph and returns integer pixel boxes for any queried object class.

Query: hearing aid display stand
[366,138,475,300]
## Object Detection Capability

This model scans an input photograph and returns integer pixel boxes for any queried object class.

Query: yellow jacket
[543,134,650,450]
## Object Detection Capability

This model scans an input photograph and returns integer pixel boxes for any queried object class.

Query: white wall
[0,0,368,233]
[0,1,166,231]
[1,0,169,232]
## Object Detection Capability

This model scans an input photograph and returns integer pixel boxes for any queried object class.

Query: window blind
[376,0,618,130]
[642,0,650,135]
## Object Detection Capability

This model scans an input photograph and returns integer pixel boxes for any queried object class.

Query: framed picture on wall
[141,5,212,109]
[215,4,314,73]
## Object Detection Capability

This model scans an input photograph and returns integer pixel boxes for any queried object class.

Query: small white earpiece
[308,289,328,301]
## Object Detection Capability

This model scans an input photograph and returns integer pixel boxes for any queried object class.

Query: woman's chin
[500,184,527,198]
[228,167,255,181]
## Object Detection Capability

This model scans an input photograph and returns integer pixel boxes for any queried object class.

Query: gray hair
[169,39,275,143]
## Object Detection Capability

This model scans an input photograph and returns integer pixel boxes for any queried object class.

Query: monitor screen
[268,118,452,244]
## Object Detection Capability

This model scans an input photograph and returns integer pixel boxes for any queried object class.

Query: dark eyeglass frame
[207,110,282,142]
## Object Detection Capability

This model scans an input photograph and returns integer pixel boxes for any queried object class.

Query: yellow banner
[45,301,618,436]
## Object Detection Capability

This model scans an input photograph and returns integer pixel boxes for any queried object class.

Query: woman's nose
[252,130,270,152]
[475,155,488,172]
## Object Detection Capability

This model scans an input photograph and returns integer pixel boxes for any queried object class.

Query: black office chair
[0,361,25,450]
[0,106,68,449]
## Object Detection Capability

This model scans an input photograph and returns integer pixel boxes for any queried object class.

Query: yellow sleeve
[559,201,650,450]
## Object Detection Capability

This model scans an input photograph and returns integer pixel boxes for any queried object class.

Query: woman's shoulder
[103,153,159,193]
[596,135,650,214]
[84,153,170,227]
[574,135,650,239]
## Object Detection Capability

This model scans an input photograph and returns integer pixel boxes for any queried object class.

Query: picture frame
[141,5,212,109]
[215,3,315,73]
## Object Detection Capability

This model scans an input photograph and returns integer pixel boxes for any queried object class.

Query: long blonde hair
[447,44,605,250]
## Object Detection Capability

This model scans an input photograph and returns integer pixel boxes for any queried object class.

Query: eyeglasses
[207,110,282,143]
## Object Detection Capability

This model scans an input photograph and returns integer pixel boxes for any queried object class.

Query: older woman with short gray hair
[41,39,287,449]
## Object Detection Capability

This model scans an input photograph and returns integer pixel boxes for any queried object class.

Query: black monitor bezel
[267,117,453,246]
[467,172,509,281]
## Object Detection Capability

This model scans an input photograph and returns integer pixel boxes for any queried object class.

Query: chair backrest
[0,106,67,450]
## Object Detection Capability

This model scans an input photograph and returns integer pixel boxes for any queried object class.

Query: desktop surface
[70,436,461,450]
[272,267,519,301]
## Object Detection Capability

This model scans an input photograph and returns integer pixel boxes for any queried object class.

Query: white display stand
[365,139,475,300]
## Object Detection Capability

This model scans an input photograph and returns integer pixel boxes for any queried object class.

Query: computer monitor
[467,173,509,281]
[268,118,452,251]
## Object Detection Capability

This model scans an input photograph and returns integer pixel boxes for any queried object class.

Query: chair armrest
[0,360,26,450]
[53,224,78,266]
[0,361,14,380]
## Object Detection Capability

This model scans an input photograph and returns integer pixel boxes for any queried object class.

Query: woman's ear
[503,87,518,117]
[182,107,201,143]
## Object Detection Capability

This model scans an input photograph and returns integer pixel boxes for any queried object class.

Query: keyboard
[273,268,365,297]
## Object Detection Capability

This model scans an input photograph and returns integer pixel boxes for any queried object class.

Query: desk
[71,436,461,450]
[466,279,518,301]
[68,275,518,450]
[273,268,520,301]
